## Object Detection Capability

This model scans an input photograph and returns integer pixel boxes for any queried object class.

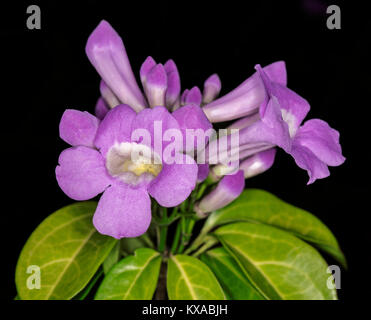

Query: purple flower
[254,65,345,184]
[202,61,287,123]
[239,148,276,178]
[202,74,221,105]
[195,170,245,217]
[290,119,345,184]
[56,106,198,239]
[86,21,147,112]
[164,59,181,110]
[206,63,345,184]
[211,148,276,179]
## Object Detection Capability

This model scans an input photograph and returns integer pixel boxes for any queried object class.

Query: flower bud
[240,148,276,178]
[145,64,168,108]
[202,74,221,104]
[195,170,245,217]
[164,59,181,109]
[100,80,120,108]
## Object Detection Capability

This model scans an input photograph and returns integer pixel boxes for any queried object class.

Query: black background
[1,0,370,302]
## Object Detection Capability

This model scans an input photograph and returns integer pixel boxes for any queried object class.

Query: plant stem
[176,216,187,253]
[158,207,168,253]
[184,231,207,255]
[170,220,182,254]
[140,233,155,249]
[154,262,168,300]
[167,207,179,223]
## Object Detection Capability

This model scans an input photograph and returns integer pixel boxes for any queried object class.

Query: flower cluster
[55,20,345,239]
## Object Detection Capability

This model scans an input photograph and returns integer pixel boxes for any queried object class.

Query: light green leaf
[200,247,264,300]
[167,254,226,300]
[201,189,346,267]
[95,248,161,300]
[215,222,337,300]
[103,242,121,274]
[15,202,117,300]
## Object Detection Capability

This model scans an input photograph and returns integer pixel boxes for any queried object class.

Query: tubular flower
[86,21,147,112]
[202,61,287,123]
[203,61,344,184]
[194,170,245,217]
[254,65,345,183]
[56,106,198,239]
[202,74,221,105]
[211,148,277,179]
[87,20,196,124]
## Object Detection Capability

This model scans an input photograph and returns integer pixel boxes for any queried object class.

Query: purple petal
[197,163,209,182]
[237,143,273,160]
[146,63,167,108]
[240,148,276,178]
[131,106,180,152]
[202,61,286,123]
[163,59,177,74]
[227,113,260,130]
[93,183,151,239]
[85,20,147,112]
[185,86,202,106]
[239,96,291,152]
[172,104,213,152]
[292,119,345,166]
[59,109,100,148]
[207,96,289,164]
[100,80,120,108]
[263,61,287,86]
[140,56,156,84]
[273,84,310,137]
[56,146,111,200]
[290,143,330,184]
[195,170,245,216]
[255,64,310,137]
[94,104,137,157]
[148,155,198,207]
[164,59,181,109]
[202,74,221,104]
[180,89,189,106]
[95,97,110,120]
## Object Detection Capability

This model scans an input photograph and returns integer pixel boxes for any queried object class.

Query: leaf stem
[191,236,218,258]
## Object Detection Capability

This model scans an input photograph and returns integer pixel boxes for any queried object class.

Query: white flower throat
[106,142,162,186]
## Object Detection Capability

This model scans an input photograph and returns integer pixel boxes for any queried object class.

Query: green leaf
[200,247,264,300]
[215,222,337,300]
[103,242,121,274]
[167,254,226,300]
[201,189,346,267]
[95,248,161,300]
[15,202,117,300]
[73,268,104,300]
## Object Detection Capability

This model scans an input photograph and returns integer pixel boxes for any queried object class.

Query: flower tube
[194,170,245,217]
